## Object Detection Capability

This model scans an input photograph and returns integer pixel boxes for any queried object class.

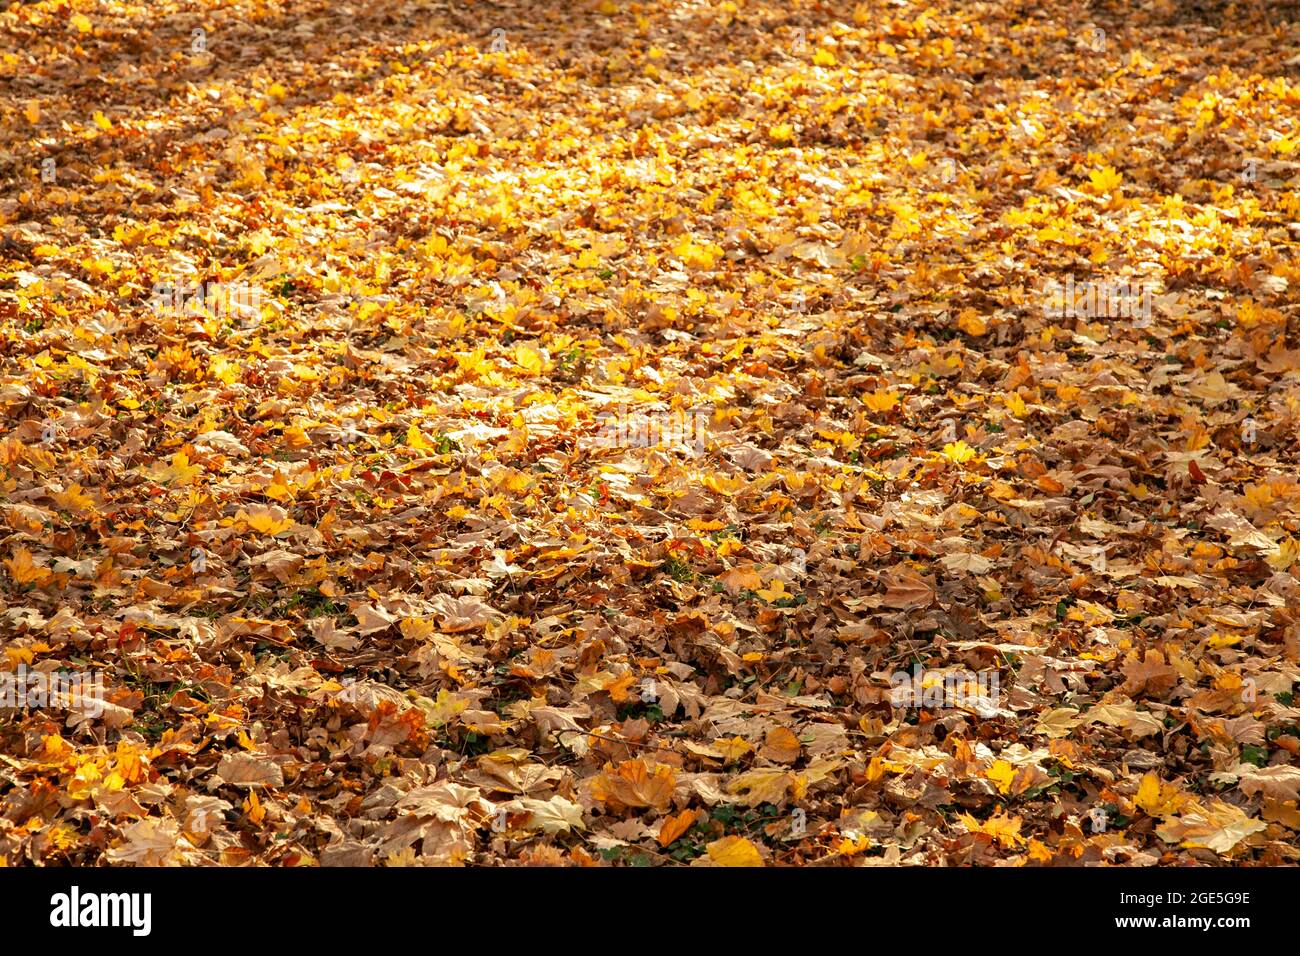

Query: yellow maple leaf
[51,483,94,513]
[92,111,112,131]
[456,348,489,375]
[707,835,764,866]
[602,670,636,702]
[24,101,40,124]
[1133,775,1164,811]
[1134,771,1184,818]
[244,789,267,825]
[282,424,312,449]
[941,440,977,464]
[1027,839,1054,863]
[239,506,293,536]
[671,236,719,270]
[1088,164,1123,193]
[716,737,753,762]
[406,424,431,451]
[1266,537,1300,571]
[959,811,1025,847]
[1268,134,1297,156]
[148,451,202,485]
[726,768,794,806]
[210,357,240,384]
[703,473,746,496]
[71,13,92,33]
[956,308,987,336]
[716,538,743,558]
[985,759,1017,795]
[833,832,872,856]
[5,646,36,666]
[863,389,900,413]
[513,344,545,375]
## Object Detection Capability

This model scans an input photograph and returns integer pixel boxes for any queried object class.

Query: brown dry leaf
[508,796,586,835]
[105,818,200,866]
[1238,766,1300,802]
[214,753,284,789]
[726,769,794,807]
[590,760,677,813]
[760,726,802,764]
[880,566,937,610]
[1155,802,1268,855]
[1085,700,1164,738]
[1120,650,1179,699]
[427,594,501,632]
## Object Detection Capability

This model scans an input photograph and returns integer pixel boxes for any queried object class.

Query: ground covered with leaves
[3,0,1300,867]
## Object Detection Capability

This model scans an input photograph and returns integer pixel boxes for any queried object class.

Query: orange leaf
[657,809,698,847]
[5,548,51,586]
[590,760,677,812]
[760,727,801,764]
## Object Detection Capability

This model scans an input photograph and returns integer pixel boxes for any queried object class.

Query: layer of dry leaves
[3,0,1300,867]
